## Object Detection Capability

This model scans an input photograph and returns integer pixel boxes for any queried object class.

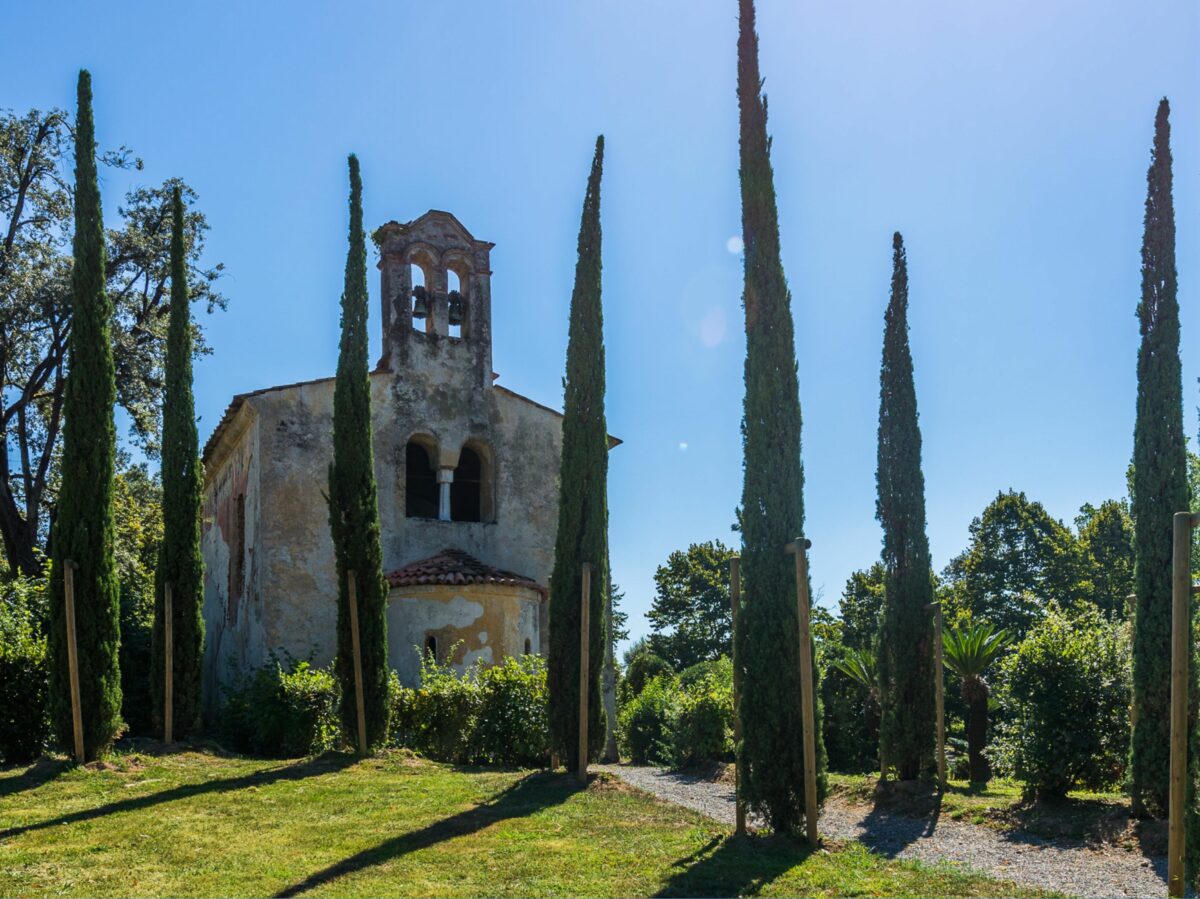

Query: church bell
[411,285,429,318]
[448,290,464,326]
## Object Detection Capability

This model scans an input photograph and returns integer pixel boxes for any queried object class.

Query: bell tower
[374,211,495,390]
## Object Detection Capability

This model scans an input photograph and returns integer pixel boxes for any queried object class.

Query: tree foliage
[548,136,609,764]
[734,0,825,833]
[838,563,885,651]
[875,232,935,781]
[1130,98,1190,818]
[1075,500,1135,618]
[327,155,390,749]
[952,490,1084,639]
[46,71,121,760]
[0,106,223,576]
[646,540,736,670]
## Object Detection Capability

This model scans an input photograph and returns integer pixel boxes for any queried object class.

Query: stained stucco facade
[200,211,593,710]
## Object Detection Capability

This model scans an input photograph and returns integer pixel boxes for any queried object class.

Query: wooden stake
[578,563,592,783]
[63,560,85,765]
[164,582,174,745]
[786,538,819,845]
[1167,511,1192,898]
[347,570,368,756]
[730,555,746,836]
[932,600,945,790]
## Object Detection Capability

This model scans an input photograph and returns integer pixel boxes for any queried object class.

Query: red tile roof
[386,549,545,597]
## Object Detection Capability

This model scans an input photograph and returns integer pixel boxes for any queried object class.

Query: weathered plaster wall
[387,583,542,685]
[200,405,264,716]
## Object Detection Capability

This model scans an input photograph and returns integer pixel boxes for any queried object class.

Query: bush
[991,603,1130,798]
[390,648,480,763]
[219,652,341,757]
[0,576,49,764]
[619,649,673,704]
[474,655,550,766]
[389,649,550,766]
[618,674,679,765]
[669,658,733,766]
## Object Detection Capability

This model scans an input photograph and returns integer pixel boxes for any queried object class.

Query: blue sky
[6,0,1198,650]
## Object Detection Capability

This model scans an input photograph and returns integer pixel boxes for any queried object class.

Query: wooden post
[932,600,945,790]
[63,560,85,765]
[347,570,368,756]
[786,538,819,845]
[578,563,592,783]
[164,582,174,745]
[1167,512,1193,898]
[730,555,746,836]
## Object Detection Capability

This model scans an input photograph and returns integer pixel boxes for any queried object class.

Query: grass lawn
[0,748,1047,898]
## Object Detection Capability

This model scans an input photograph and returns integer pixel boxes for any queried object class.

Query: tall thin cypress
[1130,98,1188,817]
[548,136,609,766]
[875,232,936,782]
[48,70,121,760]
[151,186,205,738]
[328,155,389,748]
[734,0,825,832]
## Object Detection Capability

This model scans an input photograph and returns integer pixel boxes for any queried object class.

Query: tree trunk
[967,695,990,783]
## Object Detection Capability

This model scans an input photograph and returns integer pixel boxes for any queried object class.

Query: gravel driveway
[597,764,1170,898]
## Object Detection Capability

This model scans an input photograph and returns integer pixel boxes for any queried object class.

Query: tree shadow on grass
[653,833,814,898]
[0,757,70,800]
[274,770,582,898]
[850,780,942,855]
[0,752,355,840]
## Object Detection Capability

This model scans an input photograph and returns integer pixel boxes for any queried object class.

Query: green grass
[0,749,1045,898]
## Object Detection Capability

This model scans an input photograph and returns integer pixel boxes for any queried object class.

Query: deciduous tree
[646,540,735,670]
[0,107,223,576]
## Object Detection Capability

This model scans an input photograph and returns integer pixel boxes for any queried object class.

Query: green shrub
[991,603,1131,798]
[219,652,341,757]
[668,658,733,766]
[619,649,673,704]
[0,577,49,763]
[618,675,680,765]
[389,649,550,766]
[389,648,479,764]
[474,655,550,766]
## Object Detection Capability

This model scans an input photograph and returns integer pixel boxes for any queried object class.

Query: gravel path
[597,764,1169,898]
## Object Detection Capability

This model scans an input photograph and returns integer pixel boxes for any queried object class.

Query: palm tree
[834,647,881,767]
[942,622,1011,784]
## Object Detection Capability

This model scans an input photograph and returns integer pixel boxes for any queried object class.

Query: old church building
[200,210,611,703]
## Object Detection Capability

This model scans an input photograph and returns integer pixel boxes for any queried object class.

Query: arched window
[424,634,438,661]
[405,439,439,519]
[410,262,430,333]
[451,441,494,522]
[524,637,532,655]
[446,269,463,339]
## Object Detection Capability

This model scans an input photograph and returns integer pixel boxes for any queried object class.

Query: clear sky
[5,0,1198,651]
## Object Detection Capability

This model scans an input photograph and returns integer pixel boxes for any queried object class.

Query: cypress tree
[875,232,936,781]
[328,155,390,748]
[47,70,122,760]
[151,186,205,738]
[548,136,609,766]
[734,0,825,832]
[1130,98,1188,817]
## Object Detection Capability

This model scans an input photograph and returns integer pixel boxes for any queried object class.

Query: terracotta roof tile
[386,549,545,597]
